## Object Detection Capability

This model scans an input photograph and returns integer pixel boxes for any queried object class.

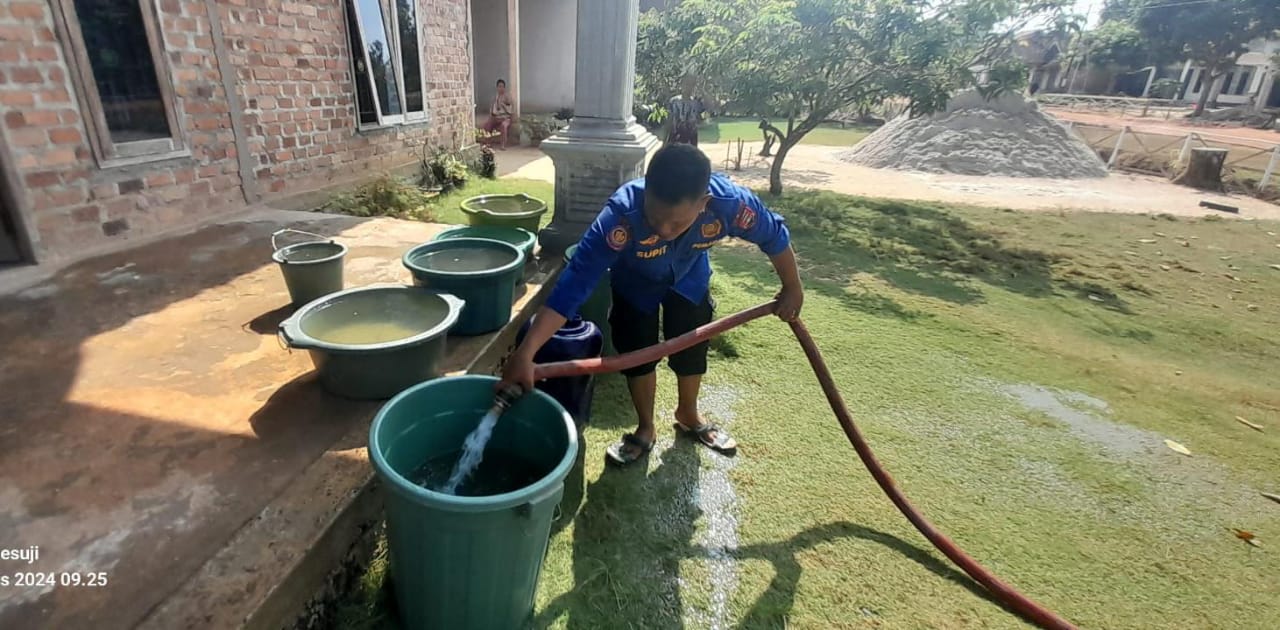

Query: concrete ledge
[135,255,562,630]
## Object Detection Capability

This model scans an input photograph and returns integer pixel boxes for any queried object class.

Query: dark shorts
[609,289,714,378]
[667,121,699,146]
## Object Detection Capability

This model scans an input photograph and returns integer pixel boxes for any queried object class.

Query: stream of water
[438,408,500,495]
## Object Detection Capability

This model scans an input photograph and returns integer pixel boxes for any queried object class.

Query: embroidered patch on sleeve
[700,219,723,239]
[734,204,757,231]
[608,224,630,250]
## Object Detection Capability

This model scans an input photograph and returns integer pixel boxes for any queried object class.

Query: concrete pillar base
[537,119,659,257]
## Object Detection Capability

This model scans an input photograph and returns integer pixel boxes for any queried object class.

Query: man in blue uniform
[501,144,804,465]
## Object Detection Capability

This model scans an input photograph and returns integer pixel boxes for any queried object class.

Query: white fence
[1065,121,1280,191]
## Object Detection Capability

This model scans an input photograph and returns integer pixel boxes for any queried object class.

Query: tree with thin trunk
[1134,0,1280,116]
[678,0,1072,195]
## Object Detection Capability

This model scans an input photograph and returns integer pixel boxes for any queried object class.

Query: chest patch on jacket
[734,204,757,231]
[636,245,669,259]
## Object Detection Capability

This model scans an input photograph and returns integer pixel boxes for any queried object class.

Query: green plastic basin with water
[402,238,525,336]
[278,285,464,399]
[369,375,577,630]
[460,193,547,232]
[432,225,537,260]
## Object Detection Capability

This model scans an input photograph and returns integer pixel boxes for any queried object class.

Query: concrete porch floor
[0,210,556,629]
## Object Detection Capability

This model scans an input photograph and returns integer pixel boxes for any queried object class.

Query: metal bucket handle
[271,228,333,252]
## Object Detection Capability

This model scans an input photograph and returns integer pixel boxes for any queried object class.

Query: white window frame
[347,0,428,128]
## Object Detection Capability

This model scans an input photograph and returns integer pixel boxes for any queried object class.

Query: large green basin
[278,286,464,399]
[402,238,526,336]
[369,375,577,630]
[432,225,536,260]
[460,193,547,232]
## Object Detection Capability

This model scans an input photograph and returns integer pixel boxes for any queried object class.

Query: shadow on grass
[722,522,1007,628]
[759,190,1133,314]
[534,438,701,629]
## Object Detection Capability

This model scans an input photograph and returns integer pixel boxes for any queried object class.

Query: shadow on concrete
[245,303,295,335]
[0,215,373,629]
[247,372,379,444]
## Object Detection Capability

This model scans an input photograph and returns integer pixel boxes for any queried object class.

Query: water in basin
[410,446,547,497]
[300,290,451,345]
[309,319,424,344]
[414,247,516,272]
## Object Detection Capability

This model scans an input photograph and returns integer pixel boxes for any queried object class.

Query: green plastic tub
[271,229,346,307]
[403,238,525,336]
[460,193,547,232]
[369,375,577,630]
[277,286,464,399]
[565,243,615,356]
[432,225,537,260]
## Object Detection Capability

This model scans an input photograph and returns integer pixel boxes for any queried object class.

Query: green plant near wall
[419,145,469,192]
[323,176,435,220]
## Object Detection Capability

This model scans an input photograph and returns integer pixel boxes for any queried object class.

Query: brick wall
[220,0,474,198]
[0,0,474,262]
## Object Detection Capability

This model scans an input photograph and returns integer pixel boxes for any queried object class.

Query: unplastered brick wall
[0,0,243,260]
[0,0,473,261]
[222,0,474,197]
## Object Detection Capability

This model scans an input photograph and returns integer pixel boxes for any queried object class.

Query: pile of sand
[841,91,1108,178]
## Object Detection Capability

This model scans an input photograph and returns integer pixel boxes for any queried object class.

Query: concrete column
[537,0,659,257]
[507,0,521,118]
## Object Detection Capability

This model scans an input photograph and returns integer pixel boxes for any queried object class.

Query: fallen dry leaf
[1225,274,1241,281]
[1263,492,1280,505]
[1159,264,1171,271]
[1154,232,1167,237]
[1232,529,1262,547]
[1247,304,1259,311]
[1235,416,1264,432]
[1220,256,1233,260]
[1270,264,1280,271]
[1268,232,1277,237]
[1138,238,1157,244]
[1124,250,1139,256]
[1087,294,1105,302]
[1179,241,1190,247]
[1164,439,1192,456]
[1174,370,1183,376]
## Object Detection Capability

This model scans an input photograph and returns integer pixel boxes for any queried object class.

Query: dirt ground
[712,143,1280,220]
[496,141,1279,220]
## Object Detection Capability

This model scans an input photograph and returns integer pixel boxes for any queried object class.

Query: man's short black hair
[645,144,711,205]
[496,79,506,87]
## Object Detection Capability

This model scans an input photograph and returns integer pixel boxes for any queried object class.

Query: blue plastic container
[517,316,603,426]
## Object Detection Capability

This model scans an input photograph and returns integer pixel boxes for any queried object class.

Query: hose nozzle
[492,383,526,413]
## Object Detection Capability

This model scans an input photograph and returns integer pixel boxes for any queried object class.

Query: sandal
[605,433,654,466]
[674,422,738,455]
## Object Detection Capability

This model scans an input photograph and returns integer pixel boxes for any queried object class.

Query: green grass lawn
[701,117,875,147]
[336,192,1280,629]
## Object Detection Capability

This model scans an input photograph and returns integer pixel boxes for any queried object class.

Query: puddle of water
[1001,383,1157,456]
[683,384,741,630]
[15,284,58,301]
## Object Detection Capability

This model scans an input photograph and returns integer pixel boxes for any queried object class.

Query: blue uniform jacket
[546,174,791,318]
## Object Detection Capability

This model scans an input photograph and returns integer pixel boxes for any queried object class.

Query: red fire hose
[534,301,1076,630]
